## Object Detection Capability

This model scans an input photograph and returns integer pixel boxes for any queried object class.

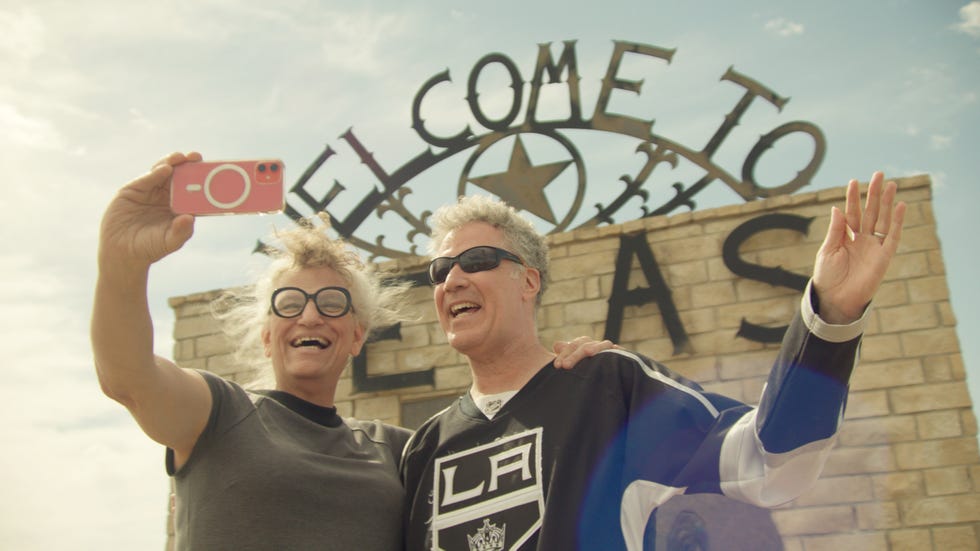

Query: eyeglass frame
[427,245,525,285]
[269,286,355,318]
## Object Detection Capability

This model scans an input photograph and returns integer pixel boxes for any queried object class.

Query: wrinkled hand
[553,336,619,369]
[812,171,906,324]
[99,152,202,272]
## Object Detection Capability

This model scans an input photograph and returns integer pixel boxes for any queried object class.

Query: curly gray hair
[212,215,412,388]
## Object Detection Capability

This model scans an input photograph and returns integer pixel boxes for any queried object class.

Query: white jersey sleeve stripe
[719,407,840,507]
[601,348,720,417]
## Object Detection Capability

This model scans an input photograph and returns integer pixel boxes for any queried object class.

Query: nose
[296,299,324,324]
[441,262,469,290]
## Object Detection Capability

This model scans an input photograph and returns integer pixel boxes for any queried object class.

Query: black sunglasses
[428,246,524,285]
[270,286,354,318]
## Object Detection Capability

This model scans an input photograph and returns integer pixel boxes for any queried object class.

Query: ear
[349,321,368,357]
[261,325,273,358]
[521,266,542,303]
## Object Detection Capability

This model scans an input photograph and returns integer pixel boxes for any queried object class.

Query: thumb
[819,206,848,254]
[166,214,196,253]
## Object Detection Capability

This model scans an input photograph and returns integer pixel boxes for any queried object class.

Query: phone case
[170,159,285,215]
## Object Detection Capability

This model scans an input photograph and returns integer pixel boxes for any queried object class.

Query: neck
[467,340,555,395]
[274,377,338,408]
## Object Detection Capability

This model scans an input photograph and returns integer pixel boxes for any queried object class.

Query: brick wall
[168,175,980,550]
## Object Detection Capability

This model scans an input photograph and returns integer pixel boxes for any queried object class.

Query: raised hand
[92,152,214,459]
[812,171,906,324]
[99,152,202,272]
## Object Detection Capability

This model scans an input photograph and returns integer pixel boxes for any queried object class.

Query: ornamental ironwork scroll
[277,40,825,262]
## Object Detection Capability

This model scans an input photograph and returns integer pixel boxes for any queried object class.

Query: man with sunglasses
[401,173,905,551]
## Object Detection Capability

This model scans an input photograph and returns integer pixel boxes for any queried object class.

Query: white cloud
[0,103,64,150]
[930,134,953,149]
[0,401,169,550]
[128,107,157,132]
[450,9,477,23]
[764,17,805,37]
[0,247,170,550]
[315,11,414,75]
[0,7,45,64]
[881,165,947,190]
[824,63,976,146]
[953,1,980,37]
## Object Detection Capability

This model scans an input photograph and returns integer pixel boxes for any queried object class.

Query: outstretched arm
[812,171,906,324]
[91,152,211,461]
[719,172,907,505]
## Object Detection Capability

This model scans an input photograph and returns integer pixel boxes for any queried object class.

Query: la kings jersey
[401,290,863,551]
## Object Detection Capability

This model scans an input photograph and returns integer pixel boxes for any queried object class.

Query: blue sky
[2,1,978,548]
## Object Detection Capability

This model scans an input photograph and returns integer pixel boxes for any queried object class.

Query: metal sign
[276,39,825,261]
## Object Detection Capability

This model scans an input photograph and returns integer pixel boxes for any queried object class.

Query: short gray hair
[427,195,549,302]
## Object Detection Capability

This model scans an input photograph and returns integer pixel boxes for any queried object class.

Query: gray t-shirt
[167,371,411,550]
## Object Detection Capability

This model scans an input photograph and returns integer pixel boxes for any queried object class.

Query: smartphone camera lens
[258,164,267,172]
[271,164,279,172]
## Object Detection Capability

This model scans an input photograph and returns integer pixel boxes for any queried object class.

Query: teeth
[291,337,329,348]
[450,302,479,316]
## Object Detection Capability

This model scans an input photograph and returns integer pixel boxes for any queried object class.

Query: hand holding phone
[170,159,285,215]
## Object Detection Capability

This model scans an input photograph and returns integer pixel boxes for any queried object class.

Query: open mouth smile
[450,302,480,318]
[291,336,330,349]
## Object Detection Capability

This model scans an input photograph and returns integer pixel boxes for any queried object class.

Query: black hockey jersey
[401,292,862,551]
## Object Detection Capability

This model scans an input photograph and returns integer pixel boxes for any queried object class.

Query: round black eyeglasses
[427,246,524,285]
[270,286,354,318]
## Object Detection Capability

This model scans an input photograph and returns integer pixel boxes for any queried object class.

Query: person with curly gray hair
[92,152,414,550]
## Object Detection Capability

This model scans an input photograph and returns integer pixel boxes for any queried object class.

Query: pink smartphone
[170,159,285,215]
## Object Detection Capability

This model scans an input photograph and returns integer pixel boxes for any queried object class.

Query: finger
[139,152,203,198]
[819,206,848,254]
[570,340,615,361]
[126,163,174,193]
[172,151,204,167]
[151,151,202,170]
[579,340,615,355]
[553,337,580,354]
[862,172,883,235]
[552,340,572,368]
[876,180,897,236]
[151,152,185,170]
[554,338,614,369]
[167,214,196,254]
[555,348,584,369]
[844,179,861,236]
[882,201,906,257]
[553,344,569,368]
[553,340,569,355]
[559,336,589,351]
